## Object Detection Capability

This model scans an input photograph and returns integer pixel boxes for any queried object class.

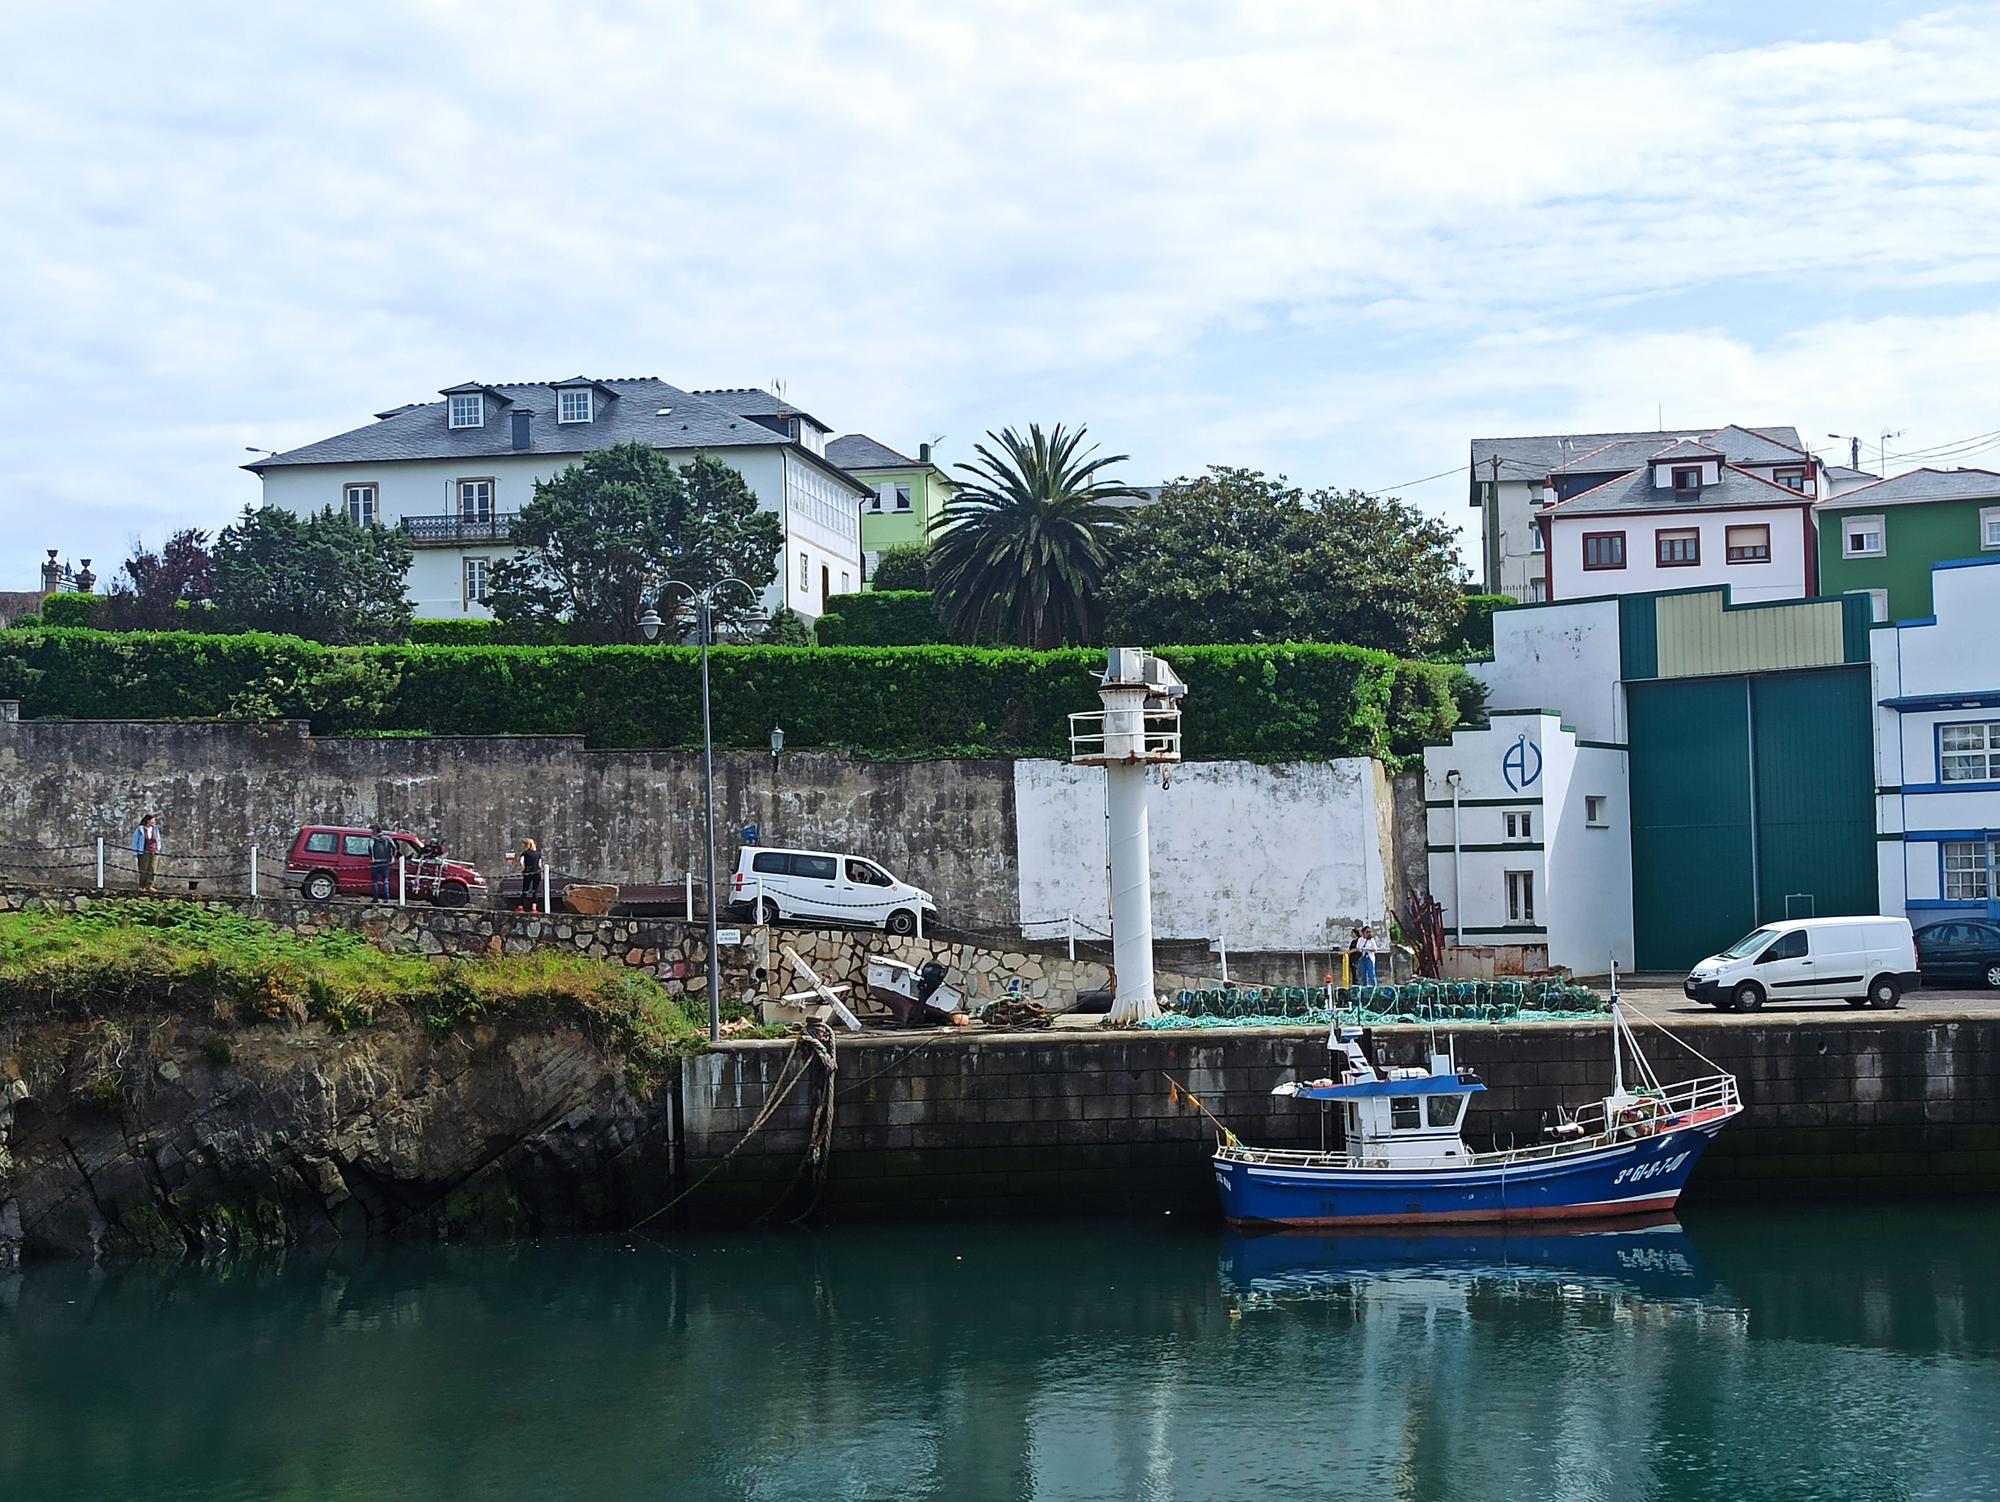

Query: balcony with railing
[400,513,518,546]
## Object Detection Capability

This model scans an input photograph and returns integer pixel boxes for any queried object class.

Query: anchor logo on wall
[1502,733,1542,793]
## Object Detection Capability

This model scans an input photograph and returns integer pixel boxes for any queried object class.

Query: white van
[1684,916,1920,1012]
[730,846,938,934]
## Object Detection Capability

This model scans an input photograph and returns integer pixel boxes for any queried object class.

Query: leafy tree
[106,528,215,630]
[869,543,931,592]
[1101,467,1465,655]
[211,505,412,644]
[927,424,1136,648]
[762,606,815,646]
[487,444,781,645]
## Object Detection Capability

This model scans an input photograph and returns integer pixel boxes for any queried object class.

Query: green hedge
[0,627,1477,764]
[40,593,101,629]
[1455,593,1513,654]
[406,618,497,646]
[814,591,948,647]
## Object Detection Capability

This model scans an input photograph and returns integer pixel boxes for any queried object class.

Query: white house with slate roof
[245,378,869,622]
[1468,423,1815,601]
[1535,425,1823,603]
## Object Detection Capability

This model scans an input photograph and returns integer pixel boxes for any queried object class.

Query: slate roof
[1819,467,2000,509]
[828,434,919,471]
[243,378,867,493]
[1472,424,1806,481]
[1544,463,1813,518]
[692,387,832,435]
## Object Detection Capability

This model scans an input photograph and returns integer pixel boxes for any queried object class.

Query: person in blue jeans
[369,826,395,901]
[1356,925,1383,986]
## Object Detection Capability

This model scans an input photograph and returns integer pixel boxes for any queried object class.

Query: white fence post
[96,837,105,890]
[685,869,694,922]
[250,844,258,900]
[397,855,407,907]
[756,875,765,923]
[1067,913,1076,962]
[915,903,924,942]
[1219,935,1229,985]
[541,859,552,915]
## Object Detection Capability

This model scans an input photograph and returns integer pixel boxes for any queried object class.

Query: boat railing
[1473,1072,1740,1167]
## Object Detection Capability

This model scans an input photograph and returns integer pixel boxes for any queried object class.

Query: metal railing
[1068,708,1182,763]
[399,513,518,545]
[1216,1073,1741,1171]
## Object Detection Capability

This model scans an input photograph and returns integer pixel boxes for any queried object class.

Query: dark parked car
[1913,919,2000,989]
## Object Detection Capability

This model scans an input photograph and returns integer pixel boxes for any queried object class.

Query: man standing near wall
[369,826,395,902]
[131,814,161,892]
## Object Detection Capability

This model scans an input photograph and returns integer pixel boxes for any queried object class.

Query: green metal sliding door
[1628,677,1755,972]
[1628,667,1875,971]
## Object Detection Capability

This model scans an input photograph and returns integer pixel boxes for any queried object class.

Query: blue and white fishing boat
[1213,1001,1741,1227]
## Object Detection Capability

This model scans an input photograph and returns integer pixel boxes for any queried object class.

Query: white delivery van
[731,846,938,934]
[1684,916,1920,1012]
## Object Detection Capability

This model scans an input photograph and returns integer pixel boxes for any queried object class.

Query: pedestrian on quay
[131,813,161,892]
[369,825,395,902]
[508,838,544,913]
[1346,927,1363,987]
[1357,925,1385,987]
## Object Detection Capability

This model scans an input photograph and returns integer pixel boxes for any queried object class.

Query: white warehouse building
[246,378,870,622]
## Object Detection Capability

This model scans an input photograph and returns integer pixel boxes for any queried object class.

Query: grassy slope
[0,902,705,1075]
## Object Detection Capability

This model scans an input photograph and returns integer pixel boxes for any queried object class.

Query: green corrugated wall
[1628,667,1875,970]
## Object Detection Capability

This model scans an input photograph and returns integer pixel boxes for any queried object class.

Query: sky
[5,0,2000,588]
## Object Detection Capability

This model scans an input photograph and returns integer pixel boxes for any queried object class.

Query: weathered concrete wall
[0,716,1019,927]
[1012,757,1391,950]
[1,716,1408,951]
[677,1016,2000,1221]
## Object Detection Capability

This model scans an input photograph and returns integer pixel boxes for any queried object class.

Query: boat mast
[1609,955,1625,1098]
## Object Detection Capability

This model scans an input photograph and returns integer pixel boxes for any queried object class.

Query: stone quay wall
[675,1014,2000,1221]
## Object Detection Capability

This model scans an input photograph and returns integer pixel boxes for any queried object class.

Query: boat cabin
[1274,1029,1486,1166]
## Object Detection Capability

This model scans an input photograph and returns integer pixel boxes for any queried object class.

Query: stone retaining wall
[676,1015,2000,1221]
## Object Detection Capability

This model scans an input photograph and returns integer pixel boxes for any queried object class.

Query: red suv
[284,826,487,907]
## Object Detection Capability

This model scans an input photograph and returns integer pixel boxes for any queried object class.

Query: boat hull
[1214,1114,1734,1227]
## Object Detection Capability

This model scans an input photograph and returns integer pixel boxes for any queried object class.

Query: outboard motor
[915,961,948,1004]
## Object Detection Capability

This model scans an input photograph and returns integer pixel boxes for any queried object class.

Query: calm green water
[4,1205,1999,1502]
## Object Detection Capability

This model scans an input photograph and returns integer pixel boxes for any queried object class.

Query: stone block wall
[675,1015,2000,1221]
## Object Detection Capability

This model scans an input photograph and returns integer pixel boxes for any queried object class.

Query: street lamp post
[641,577,753,1043]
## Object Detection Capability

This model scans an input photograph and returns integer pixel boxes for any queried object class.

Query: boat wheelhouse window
[1718,925,1780,960]
[1426,1094,1461,1128]
[1390,1097,1421,1130]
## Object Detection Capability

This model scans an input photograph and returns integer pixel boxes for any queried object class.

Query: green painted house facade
[827,434,954,579]
[1816,467,2000,620]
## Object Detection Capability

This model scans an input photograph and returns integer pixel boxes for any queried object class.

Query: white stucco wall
[1871,559,2000,920]
[1546,504,1810,605]
[1011,758,1391,951]
[1475,596,1625,743]
[1424,711,1632,975]
[1492,479,1548,601]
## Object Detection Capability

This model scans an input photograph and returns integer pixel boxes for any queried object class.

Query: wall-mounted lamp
[770,725,785,760]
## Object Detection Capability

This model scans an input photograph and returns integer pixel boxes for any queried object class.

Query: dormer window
[1671,466,1702,492]
[558,388,594,424]
[1774,467,1808,493]
[448,394,485,429]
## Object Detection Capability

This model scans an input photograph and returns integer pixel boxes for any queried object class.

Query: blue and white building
[1873,557,2000,922]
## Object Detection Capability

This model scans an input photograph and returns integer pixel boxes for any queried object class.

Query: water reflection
[0,1207,1997,1502]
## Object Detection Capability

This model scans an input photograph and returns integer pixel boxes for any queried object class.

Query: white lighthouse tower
[1069,648,1186,1025]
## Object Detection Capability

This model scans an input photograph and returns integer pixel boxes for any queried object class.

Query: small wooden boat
[1212,1001,1740,1228]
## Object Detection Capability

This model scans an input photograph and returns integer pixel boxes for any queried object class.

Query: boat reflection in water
[1218,1215,1741,1330]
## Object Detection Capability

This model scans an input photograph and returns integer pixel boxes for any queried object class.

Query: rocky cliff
[0,1010,674,1267]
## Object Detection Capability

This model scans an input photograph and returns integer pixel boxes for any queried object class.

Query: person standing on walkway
[1356,925,1385,987]
[369,825,395,902]
[508,838,544,913]
[131,814,161,892]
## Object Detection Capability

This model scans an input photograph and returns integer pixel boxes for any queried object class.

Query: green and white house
[1432,585,1878,973]
[826,435,954,580]
[1816,467,2000,621]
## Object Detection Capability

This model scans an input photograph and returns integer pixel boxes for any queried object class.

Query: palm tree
[927,423,1138,648]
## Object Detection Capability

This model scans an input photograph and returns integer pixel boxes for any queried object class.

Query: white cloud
[2,0,1999,577]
